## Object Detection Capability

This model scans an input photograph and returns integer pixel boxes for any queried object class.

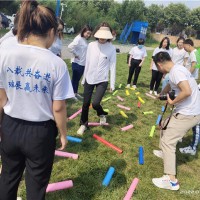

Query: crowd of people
[0,0,200,199]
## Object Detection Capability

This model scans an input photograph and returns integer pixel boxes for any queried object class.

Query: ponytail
[18,1,57,42]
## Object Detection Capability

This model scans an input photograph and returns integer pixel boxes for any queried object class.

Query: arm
[139,57,145,67]
[68,37,79,58]
[110,49,117,91]
[53,100,67,150]
[167,80,191,105]
[160,83,171,95]
[150,59,153,70]
[189,61,196,74]
[0,89,7,123]
[128,54,132,67]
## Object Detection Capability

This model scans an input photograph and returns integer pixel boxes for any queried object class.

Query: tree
[146,4,164,32]
[190,7,200,38]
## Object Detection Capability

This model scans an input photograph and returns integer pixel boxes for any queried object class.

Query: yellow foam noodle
[120,110,128,118]
[149,125,156,137]
[126,90,130,96]
[138,96,145,104]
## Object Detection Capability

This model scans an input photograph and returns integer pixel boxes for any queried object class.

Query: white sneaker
[152,175,180,190]
[149,90,153,95]
[77,125,87,135]
[17,197,22,200]
[126,84,130,88]
[100,115,107,125]
[154,91,158,95]
[76,93,83,100]
[179,146,196,155]
[153,150,163,159]
[132,85,137,89]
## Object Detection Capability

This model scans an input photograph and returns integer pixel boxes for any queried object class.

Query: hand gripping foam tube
[120,110,128,118]
[68,108,82,120]
[93,134,123,154]
[139,146,144,165]
[46,180,73,193]
[156,114,162,125]
[149,125,156,137]
[121,124,133,131]
[55,150,78,160]
[66,136,82,143]
[126,90,130,96]
[102,166,115,186]
[112,90,118,96]
[117,96,124,102]
[117,104,131,111]
[123,178,139,200]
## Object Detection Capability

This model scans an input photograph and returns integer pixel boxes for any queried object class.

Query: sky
[116,0,200,10]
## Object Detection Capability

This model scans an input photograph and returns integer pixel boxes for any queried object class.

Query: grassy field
[16,50,200,200]
[0,28,199,199]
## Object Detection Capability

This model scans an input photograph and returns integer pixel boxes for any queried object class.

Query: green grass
[2,50,200,199]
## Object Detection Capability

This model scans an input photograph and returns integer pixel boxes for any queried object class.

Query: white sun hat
[94,26,113,39]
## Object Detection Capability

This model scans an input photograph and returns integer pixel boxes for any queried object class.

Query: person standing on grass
[49,18,64,57]
[0,1,74,200]
[152,52,200,191]
[162,37,189,90]
[126,38,147,89]
[68,25,92,101]
[77,22,116,135]
[149,37,172,95]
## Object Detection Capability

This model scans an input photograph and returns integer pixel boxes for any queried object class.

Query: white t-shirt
[172,47,189,65]
[169,64,200,115]
[49,36,62,56]
[0,36,18,49]
[82,41,116,90]
[0,44,74,121]
[129,46,147,60]
[152,47,173,70]
[185,49,199,79]
[68,34,88,66]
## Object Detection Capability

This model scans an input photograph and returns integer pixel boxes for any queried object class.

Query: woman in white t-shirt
[68,25,92,100]
[162,37,189,89]
[49,18,64,57]
[77,22,116,135]
[150,37,172,95]
[0,2,74,200]
[126,38,147,89]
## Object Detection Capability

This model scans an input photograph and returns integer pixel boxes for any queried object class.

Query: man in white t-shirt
[151,52,200,191]
[183,39,199,79]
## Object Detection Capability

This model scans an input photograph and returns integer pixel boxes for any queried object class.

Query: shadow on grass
[46,159,127,200]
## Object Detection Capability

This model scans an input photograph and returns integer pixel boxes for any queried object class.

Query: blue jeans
[71,62,85,93]
[191,123,200,150]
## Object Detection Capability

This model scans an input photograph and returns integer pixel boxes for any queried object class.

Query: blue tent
[120,21,148,44]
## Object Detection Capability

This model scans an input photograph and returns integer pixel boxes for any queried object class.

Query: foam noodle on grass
[112,90,118,96]
[138,97,145,104]
[88,122,109,126]
[137,101,141,108]
[139,146,144,165]
[121,124,133,131]
[117,104,131,111]
[102,96,112,102]
[145,92,157,99]
[93,134,123,154]
[120,110,128,118]
[143,111,153,115]
[117,96,124,101]
[119,84,122,88]
[126,90,130,96]
[123,178,139,200]
[68,108,82,120]
[66,136,82,143]
[102,166,115,186]
[55,150,78,160]
[46,180,73,193]
[149,125,156,137]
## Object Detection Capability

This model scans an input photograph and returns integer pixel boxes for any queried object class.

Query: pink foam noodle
[88,122,109,126]
[117,104,131,111]
[55,150,78,160]
[117,96,124,101]
[121,124,133,131]
[123,178,139,200]
[68,108,82,120]
[46,180,73,193]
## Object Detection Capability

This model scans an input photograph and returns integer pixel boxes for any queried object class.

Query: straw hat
[94,27,113,39]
